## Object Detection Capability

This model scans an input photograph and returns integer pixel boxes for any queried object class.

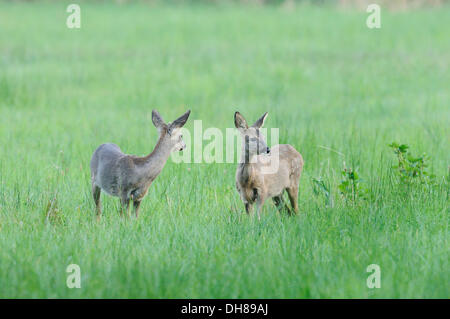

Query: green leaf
[399,144,409,153]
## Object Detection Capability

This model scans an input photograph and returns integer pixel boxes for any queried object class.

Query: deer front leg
[133,200,142,218]
[120,194,130,218]
[245,202,253,215]
[255,195,266,221]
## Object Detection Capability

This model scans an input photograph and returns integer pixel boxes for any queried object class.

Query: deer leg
[92,184,101,218]
[245,202,253,215]
[286,187,299,215]
[272,196,283,212]
[120,194,130,218]
[133,200,142,218]
[255,196,266,221]
[272,195,292,215]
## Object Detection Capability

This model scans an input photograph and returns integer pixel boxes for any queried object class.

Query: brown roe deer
[234,111,304,219]
[90,110,190,218]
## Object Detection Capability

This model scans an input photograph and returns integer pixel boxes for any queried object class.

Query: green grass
[0,1,449,298]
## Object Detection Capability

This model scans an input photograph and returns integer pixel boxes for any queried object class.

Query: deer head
[152,109,191,152]
[234,111,270,160]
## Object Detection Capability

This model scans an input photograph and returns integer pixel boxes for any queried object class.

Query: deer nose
[266,147,270,154]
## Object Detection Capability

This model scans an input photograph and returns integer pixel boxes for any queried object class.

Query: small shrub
[338,164,367,205]
[388,142,435,185]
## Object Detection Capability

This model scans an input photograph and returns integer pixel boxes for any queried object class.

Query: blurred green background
[0,0,448,298]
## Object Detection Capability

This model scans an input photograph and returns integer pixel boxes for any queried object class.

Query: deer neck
[140,132,172,179]
[239,140,259,164]
[238,144,259,180]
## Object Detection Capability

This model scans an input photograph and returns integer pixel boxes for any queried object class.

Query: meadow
[0,1,448,298]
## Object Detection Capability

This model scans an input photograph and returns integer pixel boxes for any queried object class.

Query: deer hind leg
[272,196,282,211]
[286,186,299,215]
[272,195,292,215]
[92,184,101,218]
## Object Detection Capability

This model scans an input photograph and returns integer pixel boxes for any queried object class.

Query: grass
[0,1,449,298]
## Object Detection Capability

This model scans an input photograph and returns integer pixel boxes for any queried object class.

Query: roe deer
[234,111,304,220]
[90,109,191,218]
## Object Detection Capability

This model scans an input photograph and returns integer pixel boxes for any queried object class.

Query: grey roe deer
[234,111,304,219]
[90,110,191,218]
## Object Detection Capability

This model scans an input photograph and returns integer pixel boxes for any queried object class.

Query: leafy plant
[338,165,367,205]
[388,142,435,185]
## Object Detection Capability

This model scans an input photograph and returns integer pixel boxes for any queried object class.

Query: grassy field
[0,2,449,298]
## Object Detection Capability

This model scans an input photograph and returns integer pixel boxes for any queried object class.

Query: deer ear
[168,110,191,133]
[234,112,248,130]
[152,110,166,131]
[252,112,268,129]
